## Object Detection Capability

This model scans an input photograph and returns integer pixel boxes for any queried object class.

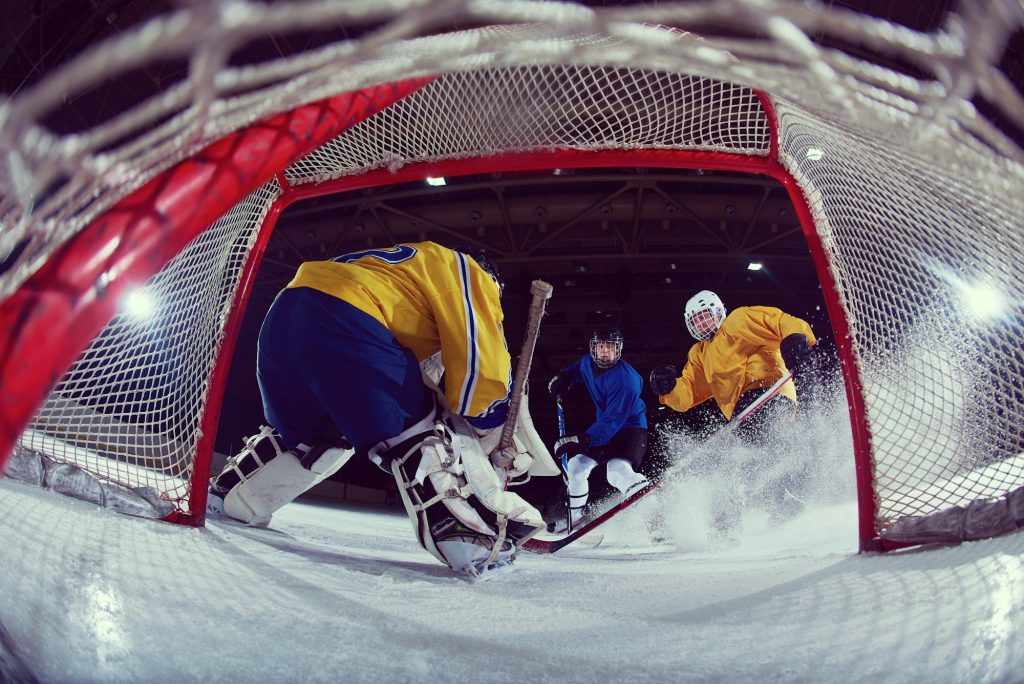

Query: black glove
[548,371,571,400]
[554,433,591,460]
[649,364,678,396]
[780,333,813,371]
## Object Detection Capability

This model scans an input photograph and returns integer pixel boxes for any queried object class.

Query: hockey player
[208,241,549,578]
[546,327,650,529]
[648,290,818,429]
[648,290,819,532]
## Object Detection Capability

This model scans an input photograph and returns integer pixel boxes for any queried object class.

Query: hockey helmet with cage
[685,290,726,341]
[454,245,504,296]
[590,326,624,369]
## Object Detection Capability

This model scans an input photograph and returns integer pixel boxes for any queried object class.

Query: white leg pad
[223,445,354,526]
[415,441,495,536]
[451,420,545,530]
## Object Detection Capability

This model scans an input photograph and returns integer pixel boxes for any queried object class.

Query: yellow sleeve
[432,252,511,428]
[660,344,714,413]
[733,306,817,347]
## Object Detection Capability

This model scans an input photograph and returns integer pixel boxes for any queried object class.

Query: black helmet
[590,327,623,368]
[454,245,503,296]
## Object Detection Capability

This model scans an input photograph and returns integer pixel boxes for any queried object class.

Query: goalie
[208,241,553,578]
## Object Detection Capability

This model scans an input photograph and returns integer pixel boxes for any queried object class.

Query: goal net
[1,1,1021,548]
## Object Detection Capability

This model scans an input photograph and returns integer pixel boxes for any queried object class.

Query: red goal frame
[0,83,879,547]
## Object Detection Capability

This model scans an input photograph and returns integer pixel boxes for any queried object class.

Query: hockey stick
[555,398,569,478]
[554,397,573,533]
[487,280,552,554]
[523,480,656,554]
[727,369,794,428]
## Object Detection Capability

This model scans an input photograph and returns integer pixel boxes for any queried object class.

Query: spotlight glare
[425,176,446,186]
[747,262,763,271]
[961,283,1005,320]
[123,288,156,321]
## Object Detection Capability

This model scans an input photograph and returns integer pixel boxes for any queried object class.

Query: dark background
[3,0,1020,508]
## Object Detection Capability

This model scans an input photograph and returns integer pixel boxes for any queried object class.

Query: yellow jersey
[659,306,816,420]
[286,242,511,426]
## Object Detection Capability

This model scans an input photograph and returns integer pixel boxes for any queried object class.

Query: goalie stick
[500,280,554,451]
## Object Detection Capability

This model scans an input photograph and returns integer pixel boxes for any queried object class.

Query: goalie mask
[590,327,623,369]
[454,245,504,296]
[684,290,726,341]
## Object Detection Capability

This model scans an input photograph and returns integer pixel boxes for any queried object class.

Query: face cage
[590,338,623,368]
[687,308,722,341]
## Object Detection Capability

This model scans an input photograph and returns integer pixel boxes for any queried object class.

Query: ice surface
[1,468,1022,683]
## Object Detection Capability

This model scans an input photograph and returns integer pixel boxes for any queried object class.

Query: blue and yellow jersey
[286,242,511,428]
[659,306,816,420]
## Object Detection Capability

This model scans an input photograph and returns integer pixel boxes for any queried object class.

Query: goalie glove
[554,433,591,460]
[649,364,678,396]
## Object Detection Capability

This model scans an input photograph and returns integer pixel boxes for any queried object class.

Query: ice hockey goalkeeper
[208,241,548,578]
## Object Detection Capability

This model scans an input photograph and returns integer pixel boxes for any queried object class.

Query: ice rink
[1,460,1021,683]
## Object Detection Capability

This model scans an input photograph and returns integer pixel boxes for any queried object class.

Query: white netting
[773,98,1024,523]
[288,65,769,183]
[3,0,1023,536]
[18,182,280,507]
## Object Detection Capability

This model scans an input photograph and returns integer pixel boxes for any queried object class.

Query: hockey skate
[545,500,589,534]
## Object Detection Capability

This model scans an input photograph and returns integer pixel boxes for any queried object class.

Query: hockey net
[1,1,1022,547]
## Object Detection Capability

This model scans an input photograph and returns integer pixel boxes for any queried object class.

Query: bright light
[123,288,157,321]
[747,262,763,271]
[930,259,1009,324]
[426,176,446,186]
[805,147,824,161]
[961,283,1006,320]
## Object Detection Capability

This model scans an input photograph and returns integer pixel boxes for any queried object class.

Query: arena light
[930,260,1008,323]
[747,262,763,271]
[425,176,446,186]
[123,287,157,322]
[960,282,1006,320]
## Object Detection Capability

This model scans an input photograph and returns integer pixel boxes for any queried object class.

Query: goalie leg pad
[214,427,354,526]
[383,411,545,575]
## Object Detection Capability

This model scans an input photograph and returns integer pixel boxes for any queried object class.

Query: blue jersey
[560,355,647,446]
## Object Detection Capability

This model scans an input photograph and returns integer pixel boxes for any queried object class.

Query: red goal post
[1,6,1022,550]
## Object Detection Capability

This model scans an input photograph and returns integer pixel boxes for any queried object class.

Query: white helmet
[684,290,726,341]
